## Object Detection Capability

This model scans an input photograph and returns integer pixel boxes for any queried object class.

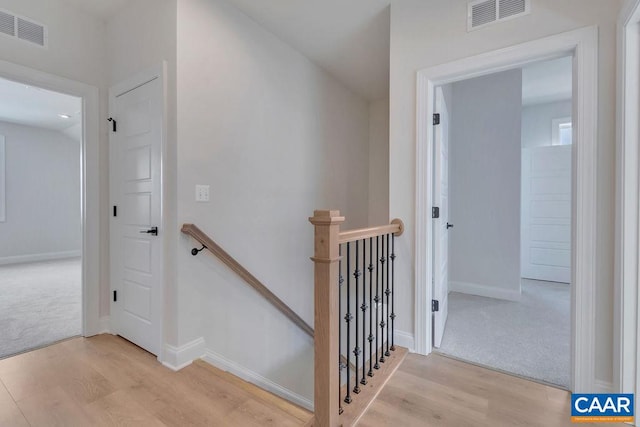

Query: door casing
[415,26,598,392]
[0,59,100,336]
[616,0,640,399]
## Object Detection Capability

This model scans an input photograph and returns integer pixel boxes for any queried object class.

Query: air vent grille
[499,0,526,19]
[471,0,497,28]
[0,9,46,47]
[17,18,45,46]
[468,0,530,31]
[0,11,15,36]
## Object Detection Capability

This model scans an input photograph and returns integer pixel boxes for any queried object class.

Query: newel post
[309,210,345,427]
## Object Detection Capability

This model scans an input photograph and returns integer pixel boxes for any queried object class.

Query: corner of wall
[162,337,206,371]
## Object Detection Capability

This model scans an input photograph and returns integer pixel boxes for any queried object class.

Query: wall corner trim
[394,330,416,352]
[162,337,206,371]
[202,349,314,411]
[98,316,111,334]
[594,379,615,394]
[449,281,522,302]
[0,251,81,266]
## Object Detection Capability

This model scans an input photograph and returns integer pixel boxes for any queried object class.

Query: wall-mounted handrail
[181,223,314,338]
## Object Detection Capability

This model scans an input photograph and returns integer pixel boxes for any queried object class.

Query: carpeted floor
[0,258,81,359]
[437,279,570,388]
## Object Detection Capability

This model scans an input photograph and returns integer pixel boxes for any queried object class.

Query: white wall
[0,121,80,262]
[448,70,522,300]
[106,0,179,346]
[522,100,572,148]
[389,0,621,385]
[106,0,371,403]
[176,0,370,403]
[369,99,389,225]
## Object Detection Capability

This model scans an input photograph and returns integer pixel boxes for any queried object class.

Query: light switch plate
[195,185,210,202]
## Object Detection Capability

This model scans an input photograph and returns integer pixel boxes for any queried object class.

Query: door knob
[140,226,158,236]
[446,223,454,229]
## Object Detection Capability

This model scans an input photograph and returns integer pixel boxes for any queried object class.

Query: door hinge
[432,299,439,312]
[432,207,440,219]
[113,205,117,217]
[433,113,440,125]
[108,117,117,132]
[113,290,117,302]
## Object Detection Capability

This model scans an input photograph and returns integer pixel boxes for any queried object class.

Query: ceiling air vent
[0,9,47,47]
[17,18,45,46]
[468,0,530,31]
[0,10,15,37]
[499,0,527,19]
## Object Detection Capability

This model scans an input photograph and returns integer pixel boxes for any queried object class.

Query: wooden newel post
[309,210,345,427]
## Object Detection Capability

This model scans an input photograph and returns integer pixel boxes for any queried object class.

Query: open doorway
[431,56,573,388]
[0,77,83,358]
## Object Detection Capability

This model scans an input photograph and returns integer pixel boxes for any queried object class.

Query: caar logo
[571,394,634,423]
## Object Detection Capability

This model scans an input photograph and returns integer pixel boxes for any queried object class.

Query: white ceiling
[0,77,82,132]
[522,56,572,106]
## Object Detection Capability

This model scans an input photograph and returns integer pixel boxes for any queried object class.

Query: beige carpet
[0,258,81,359]
[437,279,570,388]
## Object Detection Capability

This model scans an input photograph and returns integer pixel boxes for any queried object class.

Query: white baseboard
[0,250,81,266]
[203,349,314,411]
[395,330,415,352]
[98,316,111,334]
[449,281,521,302]
[162,337,206,371]
[594,379,614,393]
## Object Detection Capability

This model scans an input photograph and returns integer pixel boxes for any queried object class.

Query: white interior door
[521,145,571,283]
[110,75,163,356]
[433,87,450,348]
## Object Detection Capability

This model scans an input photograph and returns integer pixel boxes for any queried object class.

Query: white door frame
[616,0,640,399]
[415,26,598,392]
[0,60,101,336]
[109,63,166,361]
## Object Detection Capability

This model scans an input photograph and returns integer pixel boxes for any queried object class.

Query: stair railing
[182,223,357,373]
[309,210,407,427]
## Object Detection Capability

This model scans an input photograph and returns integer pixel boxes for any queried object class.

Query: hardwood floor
[358,353,625,427]
[0,335,622,426]
[0,334,311,426]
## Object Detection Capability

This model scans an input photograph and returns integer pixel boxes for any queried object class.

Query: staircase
[182,210,407,427]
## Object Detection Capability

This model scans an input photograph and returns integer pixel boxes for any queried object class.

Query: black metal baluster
[360,239,367,386]
[379,235,386,364]
[385,234,391,357]
[374,236,380,370]
[390,234,396,352]
[344,242,352,404]
[367,237,374,378]
[338,244,344,414]
[353,241,361,394]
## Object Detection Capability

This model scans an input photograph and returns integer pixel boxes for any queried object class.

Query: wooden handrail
[181,223,314,338]
[338,218,404,244]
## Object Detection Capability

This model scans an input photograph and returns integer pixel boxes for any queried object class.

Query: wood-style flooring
[0,334,311,426]
[358,353,625,427]
[0,335,622,426]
